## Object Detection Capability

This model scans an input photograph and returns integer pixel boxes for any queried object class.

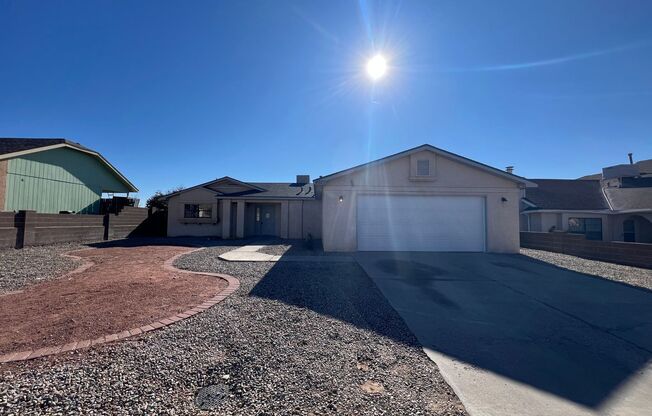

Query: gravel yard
[257,238,342,256]
[521,248,652,290]
[0,243,88,294]
[0,242,467,415]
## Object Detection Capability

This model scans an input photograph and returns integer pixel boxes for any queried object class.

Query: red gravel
[0,245,226,354]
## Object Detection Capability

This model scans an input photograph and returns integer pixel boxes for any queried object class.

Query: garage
[356,194,486,252]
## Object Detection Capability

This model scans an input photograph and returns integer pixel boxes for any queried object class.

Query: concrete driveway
[355,252,652,416]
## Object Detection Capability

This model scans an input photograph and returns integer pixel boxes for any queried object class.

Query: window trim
[416,159,430,177]
[183,203,213,219]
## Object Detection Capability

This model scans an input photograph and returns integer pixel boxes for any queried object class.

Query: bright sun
[366,54,387,81]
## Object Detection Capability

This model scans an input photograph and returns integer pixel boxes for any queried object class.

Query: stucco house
[521,158,652,243]
[0,138,138,214]
[166,144,534,253]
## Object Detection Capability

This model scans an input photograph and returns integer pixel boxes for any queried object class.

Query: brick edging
[0,247,239,364]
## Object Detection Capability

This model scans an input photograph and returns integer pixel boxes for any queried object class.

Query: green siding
[5,147,132,214]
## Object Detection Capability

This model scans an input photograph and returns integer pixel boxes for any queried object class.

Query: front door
[255,204,276,236]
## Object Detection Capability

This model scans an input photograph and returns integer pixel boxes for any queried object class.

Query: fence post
[15,210,36,248]
[103,213,113,240]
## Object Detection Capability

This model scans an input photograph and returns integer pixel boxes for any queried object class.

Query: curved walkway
[0,247,239,363]
[219,244,354,262]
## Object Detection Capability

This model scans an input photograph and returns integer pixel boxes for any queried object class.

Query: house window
[568,217,602,240]
[184,204,212,219]
[416,159,430,176]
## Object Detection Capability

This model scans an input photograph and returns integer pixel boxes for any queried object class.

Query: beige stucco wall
[319,151,522,253]
[167,188,221,237]
[168,188,322,240]
[609,213,652,243]
[302,199,322,239]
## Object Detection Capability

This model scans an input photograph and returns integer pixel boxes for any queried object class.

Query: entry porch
[219,199,290,239]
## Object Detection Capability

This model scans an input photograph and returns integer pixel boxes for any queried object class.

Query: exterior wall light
[338,195,344,203]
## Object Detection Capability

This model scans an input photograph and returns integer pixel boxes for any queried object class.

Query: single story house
[166,144,534,253]
[521,158,652,243]
[0,138,138,214]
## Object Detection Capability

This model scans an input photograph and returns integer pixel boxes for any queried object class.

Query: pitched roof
[524,179,609,211]
[0,138,138,192]
[239,182,314,199]
[0,138,94,156]
[603,187,652,211]
[314,144,537,187]
[164,176,314,200]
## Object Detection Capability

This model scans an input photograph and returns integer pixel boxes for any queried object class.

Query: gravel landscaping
[0,242,467,415]
[521,248,652,290]
[0,243,88,294]
[257,238,342,257]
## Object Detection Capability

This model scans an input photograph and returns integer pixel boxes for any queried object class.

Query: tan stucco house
[166,144,535,252]
[521,158,652,243]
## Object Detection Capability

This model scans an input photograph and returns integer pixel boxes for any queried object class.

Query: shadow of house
[249,250,652,410]
[248,260,422,349]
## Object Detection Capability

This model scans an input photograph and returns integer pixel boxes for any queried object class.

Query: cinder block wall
[521,231,652,269]
[0,207,153,249]
[0,212,18,248]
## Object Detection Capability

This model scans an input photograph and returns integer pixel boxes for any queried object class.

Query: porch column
[280,201,289,239]
[221,199,232,239]
[236,200,245,238]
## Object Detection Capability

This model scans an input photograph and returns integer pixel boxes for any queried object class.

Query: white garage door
[356,195,486,252]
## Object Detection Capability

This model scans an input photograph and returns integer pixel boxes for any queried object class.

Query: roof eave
[214,195,315,200]
[0,142,138,192]
[315,144,537,187]
[163,176,266,200]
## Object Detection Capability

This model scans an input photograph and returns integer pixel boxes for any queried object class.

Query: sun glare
[366,54,387,81]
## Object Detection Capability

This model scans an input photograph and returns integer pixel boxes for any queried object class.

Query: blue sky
[1,0,652,201]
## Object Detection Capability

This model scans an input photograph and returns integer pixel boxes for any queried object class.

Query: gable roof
[603,187,652,211]
[314,144,537,187]
[0,138,138,192]
[164,176,315,200]
[524,179,609,211]
[242,182,315,199]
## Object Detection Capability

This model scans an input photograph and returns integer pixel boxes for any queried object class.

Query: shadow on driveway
[246,247,652,412]
[355,252,652,412]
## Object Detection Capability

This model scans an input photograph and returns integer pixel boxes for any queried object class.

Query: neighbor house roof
[524,179,609,211]
[314,144,537,187]
[603,187,652,211]
[578,158,652,180]
[0,138,138,192]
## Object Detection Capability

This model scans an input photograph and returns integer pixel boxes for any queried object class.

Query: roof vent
[506,166,514,174]
[296,175,310,184]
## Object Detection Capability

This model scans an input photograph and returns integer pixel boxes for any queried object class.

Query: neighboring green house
[0,138,138,214]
